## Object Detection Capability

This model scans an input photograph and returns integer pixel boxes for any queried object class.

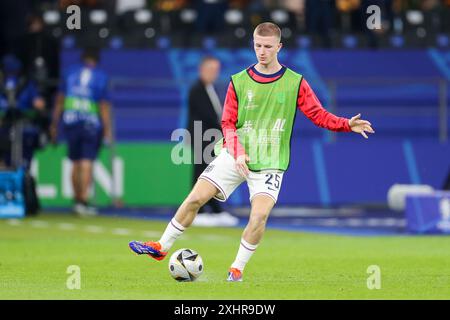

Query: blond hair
[254,22,281,41]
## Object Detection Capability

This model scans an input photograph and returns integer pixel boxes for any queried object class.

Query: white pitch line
[142,231,160,238]
[6,219,22,226]
[112,228,132,236]
[57,223,76,230]
[30,220,50,228]
[84,225,105,233]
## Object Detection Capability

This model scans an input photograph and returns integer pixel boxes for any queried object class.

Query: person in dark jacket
[187,56,238,227]
[0,54,46,169]
[443,168,450,191]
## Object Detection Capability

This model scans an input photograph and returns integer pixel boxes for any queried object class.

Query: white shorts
[198,149,284,204]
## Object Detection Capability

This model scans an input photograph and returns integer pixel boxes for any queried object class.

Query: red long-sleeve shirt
[222,65,351,158]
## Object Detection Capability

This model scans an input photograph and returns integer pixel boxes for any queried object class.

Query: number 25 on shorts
[265,173,281,191]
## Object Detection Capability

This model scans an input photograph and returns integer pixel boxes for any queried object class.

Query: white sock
[158,218,185,252]
[230,238,258,271]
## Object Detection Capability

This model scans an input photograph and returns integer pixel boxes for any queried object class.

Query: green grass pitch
[0,213,449,299]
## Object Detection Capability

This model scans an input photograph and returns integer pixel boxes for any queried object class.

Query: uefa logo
[247,90,254,103]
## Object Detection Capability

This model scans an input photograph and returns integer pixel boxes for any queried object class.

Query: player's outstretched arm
[348,113,375,139]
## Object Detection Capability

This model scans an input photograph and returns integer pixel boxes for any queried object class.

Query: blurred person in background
[153,0,189,11]
[0,0,33,58]
[115,0,146,14]
[50,48,112,217]
[22,14,60,121]
[195,0,228,34]
[0,54,46,170]
[443,169,450,191]
[336,0,362,33]
[305,0,335,47]
[187,56,239,227]
[281,0,306,27]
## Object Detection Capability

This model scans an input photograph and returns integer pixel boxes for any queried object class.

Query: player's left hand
[349,113,374,139]
[103,130,113,147]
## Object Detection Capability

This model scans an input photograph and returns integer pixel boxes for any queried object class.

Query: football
[168,248,204,282]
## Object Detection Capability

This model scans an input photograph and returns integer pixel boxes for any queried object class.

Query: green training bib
[215,67,302,171]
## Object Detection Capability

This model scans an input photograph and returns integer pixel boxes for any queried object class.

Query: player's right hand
[235,154,250,177]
